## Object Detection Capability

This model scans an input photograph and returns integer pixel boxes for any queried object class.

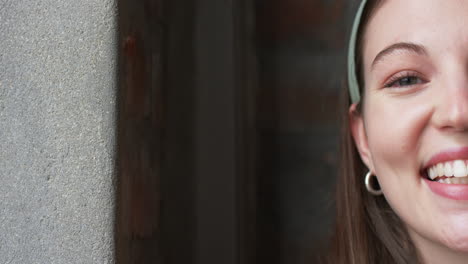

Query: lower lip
[424,178,468,200]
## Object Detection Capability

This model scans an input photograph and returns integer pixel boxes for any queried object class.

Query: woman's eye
[385,76,424,88]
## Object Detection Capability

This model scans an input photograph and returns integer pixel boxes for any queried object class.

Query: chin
[439,224,468,252]
[444,239,468,253]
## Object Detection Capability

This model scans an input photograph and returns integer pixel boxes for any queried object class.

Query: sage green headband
[348,0,368,104]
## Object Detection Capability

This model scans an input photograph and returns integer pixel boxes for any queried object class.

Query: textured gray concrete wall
[0,0,117,263]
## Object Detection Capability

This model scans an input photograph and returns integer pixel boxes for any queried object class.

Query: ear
[349,103,374,172]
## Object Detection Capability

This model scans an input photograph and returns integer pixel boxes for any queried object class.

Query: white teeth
[434,176,468,184]
[453,160,467,177]
[444,163,454,176]
[437,163,445,177]
[451,178,467,184]
[429,167,436,180]
[427,160,468,183]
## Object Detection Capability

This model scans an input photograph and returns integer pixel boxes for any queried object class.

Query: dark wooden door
[116,0,257,263]
[255,0,359,263]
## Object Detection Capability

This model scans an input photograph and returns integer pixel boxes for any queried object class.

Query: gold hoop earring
[365,171,383,196]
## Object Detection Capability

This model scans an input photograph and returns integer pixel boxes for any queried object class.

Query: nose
[432,72,468,132]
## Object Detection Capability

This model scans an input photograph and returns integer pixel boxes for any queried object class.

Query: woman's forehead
[362,0,468,72]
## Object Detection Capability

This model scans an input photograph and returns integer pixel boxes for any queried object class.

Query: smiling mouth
[426,160,468,184]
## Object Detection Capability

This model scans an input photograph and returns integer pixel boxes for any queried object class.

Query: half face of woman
[351,0,468,261]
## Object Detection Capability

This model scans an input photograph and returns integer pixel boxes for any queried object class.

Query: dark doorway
[115,0,357,263]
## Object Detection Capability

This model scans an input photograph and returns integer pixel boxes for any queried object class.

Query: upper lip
[423,147,468,171]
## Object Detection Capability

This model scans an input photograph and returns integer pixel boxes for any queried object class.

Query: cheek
[364,98,433,171]
[363,97,438,243]
[364,98,432,194]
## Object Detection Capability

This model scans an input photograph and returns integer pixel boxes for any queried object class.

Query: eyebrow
[371,42,428,70]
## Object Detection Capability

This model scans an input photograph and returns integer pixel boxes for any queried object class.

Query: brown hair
[325,1,420,263]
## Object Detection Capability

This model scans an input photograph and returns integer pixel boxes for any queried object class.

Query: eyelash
[383,71,425,88]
